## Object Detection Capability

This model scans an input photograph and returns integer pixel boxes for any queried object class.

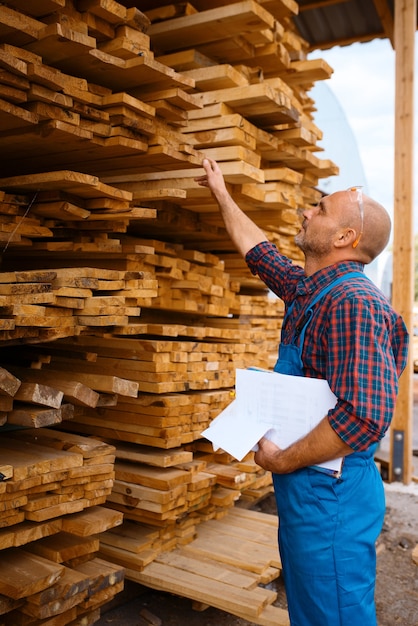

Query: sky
[309,34,418,233]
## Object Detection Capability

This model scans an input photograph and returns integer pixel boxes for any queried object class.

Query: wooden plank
[115,461,190,490]
[23,566,90,607]
[61,506,123,536]
[145,2,198,23]
[77,0,127,24]
[73,557,125,595]
[182,64,250,91]
[56,49,193,92]
[0,436,83,473]
[157,48,215,71]
[0,366,21,396]
[25,531,99,563]
[0,464,13,480]
[113,443,193,467]
[8,427,116,459]
[0,5,44,47]
[147,1,275,52]
[26,22,96,65]
[0,97,38,130]
[194,82,299,125]
[157,549,262,590]
[6,404,62,427]
[128,561,275,619]
[0,549,64,599]
[33,368,138,397]
[0,519,63,550]
[14,382,63,408]
[0,170,132,200]
[99,519,160,554]
[6,368,100,408]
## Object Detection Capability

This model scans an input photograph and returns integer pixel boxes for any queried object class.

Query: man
[195,158,409,626]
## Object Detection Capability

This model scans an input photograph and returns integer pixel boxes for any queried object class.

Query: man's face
[295,194,342,256]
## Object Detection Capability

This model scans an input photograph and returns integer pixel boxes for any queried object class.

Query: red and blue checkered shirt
[246,241,409,451]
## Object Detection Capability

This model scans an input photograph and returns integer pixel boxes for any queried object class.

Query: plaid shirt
[246,241,409,451]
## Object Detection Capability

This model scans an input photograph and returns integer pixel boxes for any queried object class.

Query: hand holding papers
[201,368,342,472]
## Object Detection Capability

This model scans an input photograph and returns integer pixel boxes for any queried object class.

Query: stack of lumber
[102,507,289,626]
[0,0,340,622]
[0,428,125,625]
[0,428,116,526]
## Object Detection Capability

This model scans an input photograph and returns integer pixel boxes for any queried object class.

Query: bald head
[295,189,392,275]
[360,195,391,262]
[338,190,391,263]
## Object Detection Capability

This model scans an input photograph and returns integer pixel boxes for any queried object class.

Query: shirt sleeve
[245,241,304,302]
[325,296,406,450]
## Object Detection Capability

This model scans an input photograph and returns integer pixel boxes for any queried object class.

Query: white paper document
[201,368,342,472]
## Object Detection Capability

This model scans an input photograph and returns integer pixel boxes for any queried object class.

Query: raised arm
[195,158,267,258]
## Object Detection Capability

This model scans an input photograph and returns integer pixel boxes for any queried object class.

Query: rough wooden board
[3,0,65,18]
[127,561,275,619]
[0,519,62,550]
[14,381,63,408]
[112,442,193,467]
[99,519,160,554]
[77,0,127,24]
[24,499,87,523]
[61,506,123,537]
[0,438,82,480]
[0,170,132,200]
[112,479,187,505]
[284,58,333,85]
[56,49,193,92]
[13,428,116,459]
[0,594,22,616]
[25,565,90,606]
[6,404,62,427]
[156,549,262,590]
[0,366,21,396]
[183,524,280,574]
[157,48,216,71]
[6,369,100,407]
[108,490,187,515]
[0,548,64,599]
[0,4,44,46]
[72,557,125,595]
[0,464,13,480]
[147,1,275,52]
[194,82,298,126]
[36,369,138,397]
[115,461,190,491]
[26,22,96,66]
[99,543,159,570]
[25,531,99,563]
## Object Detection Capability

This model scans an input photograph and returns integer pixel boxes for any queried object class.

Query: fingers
[194,157,217,186]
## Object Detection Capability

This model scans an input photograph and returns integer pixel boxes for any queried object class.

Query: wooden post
[391,0,416,483]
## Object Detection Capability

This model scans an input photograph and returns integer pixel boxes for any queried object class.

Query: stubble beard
[294,228,331,257]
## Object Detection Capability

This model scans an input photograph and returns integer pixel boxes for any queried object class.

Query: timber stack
[0,1,337,624]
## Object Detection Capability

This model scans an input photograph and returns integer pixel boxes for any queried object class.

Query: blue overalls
[272,273,385,626]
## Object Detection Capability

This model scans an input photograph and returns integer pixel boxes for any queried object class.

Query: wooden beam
[298,0,350,10]
[372,0,395,46]
[391,0,416,483]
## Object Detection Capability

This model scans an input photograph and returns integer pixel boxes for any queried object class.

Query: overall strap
[297,271,367,348]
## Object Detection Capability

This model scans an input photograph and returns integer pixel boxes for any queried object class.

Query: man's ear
[334,228,356,248]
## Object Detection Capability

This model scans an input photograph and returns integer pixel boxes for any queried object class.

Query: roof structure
[293,0,401,50]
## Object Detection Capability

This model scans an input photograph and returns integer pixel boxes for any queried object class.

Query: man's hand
[254,437,282,472]
[254,417,353,474]
[194,157,267,258]
[194,158,228,199]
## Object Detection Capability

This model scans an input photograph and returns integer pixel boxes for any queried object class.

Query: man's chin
[294,233,303,249]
